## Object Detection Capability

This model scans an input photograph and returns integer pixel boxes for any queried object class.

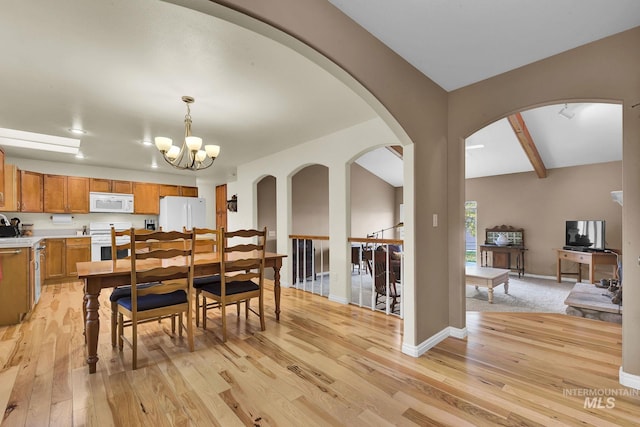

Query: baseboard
[619,366,640,390]
[328,294,349,305]
[402,326,466,357]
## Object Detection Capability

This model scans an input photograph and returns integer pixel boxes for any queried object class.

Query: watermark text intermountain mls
[563,388,639,409]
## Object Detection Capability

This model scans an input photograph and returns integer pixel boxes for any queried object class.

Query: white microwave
[89,192,134,213]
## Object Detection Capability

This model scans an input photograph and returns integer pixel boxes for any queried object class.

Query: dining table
[76,251,286,373]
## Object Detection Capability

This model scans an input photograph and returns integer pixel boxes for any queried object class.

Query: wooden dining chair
[116,228,196,370]
[187,227,223,327]
[108,227,162,347]
[366,249,401,314]
[199,227,266,342]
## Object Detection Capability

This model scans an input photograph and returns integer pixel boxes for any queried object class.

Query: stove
[89,221,132,261]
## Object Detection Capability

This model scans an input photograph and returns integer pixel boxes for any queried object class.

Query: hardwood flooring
[1,280,638,426]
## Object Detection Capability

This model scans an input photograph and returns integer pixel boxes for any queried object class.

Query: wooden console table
[479,244,526,277]
[556,249,618,284]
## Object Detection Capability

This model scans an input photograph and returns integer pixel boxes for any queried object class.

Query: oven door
[91,240,128,261]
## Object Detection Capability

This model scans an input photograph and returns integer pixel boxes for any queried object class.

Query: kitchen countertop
[0,234,90,248]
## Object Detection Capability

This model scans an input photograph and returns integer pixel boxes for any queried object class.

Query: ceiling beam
[507,113,547,178]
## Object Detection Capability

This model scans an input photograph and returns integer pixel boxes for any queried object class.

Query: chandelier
[154,96,220,170]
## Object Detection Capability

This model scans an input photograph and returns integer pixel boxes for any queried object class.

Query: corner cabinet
[0,164,20,212]
[0,147,5,208]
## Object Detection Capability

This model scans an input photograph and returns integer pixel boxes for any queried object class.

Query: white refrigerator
[159,196,207,231]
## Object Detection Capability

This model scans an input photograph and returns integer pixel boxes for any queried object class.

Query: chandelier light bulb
[195,150,207,162]
[205,144,220,158]
[166,145,180,159]
[185,136,202,151]
[155,136,173,152]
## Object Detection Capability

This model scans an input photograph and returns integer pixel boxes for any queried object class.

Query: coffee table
[466,266,510,303]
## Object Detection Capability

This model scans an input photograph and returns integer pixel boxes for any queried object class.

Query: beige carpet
[466,274,575,313]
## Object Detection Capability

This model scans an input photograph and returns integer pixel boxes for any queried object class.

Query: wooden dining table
[76,251,286,373]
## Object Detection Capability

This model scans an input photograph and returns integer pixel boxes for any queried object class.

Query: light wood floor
[1,281,638,426]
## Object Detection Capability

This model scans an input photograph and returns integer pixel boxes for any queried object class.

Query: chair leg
[132,320,138,370]
[195,289,201,327]
[259,294,265,331]
[221,301,227,342]
[111,301,117,347]
[202,295,207,330]
[171,315,176,334]
[245,300,249,319]
[117,312,124,350]
[186,308,194,352]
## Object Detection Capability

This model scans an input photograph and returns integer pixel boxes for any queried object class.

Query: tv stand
[556,249,618,284]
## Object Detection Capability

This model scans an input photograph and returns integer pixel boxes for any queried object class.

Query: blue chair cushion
[116,290,187,312]
[201,280,259,296]
[193,274,222,289]
[109,282,161,302]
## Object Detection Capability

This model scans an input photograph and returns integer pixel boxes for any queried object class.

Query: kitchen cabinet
[0,164,20,212]
[159,184,180,197]
[43,174,89,213]
[0,245,30,325]
[0,148,5,208]
[20,170,43,212]
[180,186,198,197]
[90,178,133,194]
[43,237,91,283]
[65,237,91,277]
[133,182,159,214]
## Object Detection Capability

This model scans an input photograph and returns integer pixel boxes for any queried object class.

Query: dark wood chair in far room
[367,249,401,314]
[108,227,164,347]
[199,227,266,342]
[116,228,195,370]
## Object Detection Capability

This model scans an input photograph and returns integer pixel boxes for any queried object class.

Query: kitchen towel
[51,214,73,225]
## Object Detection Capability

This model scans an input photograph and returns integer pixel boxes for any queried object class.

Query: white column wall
[233,118,406,292]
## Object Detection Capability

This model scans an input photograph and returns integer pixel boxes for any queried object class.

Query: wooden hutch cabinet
[479,225,526,277]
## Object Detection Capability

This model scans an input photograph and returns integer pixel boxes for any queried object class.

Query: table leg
[557,257,562,282]
[589,262,595,284]
[273,264,281,321]
[504,276,509,294]
[85,285,101,374]
[488,286,494,304]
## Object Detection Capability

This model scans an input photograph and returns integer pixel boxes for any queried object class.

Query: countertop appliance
[89,221,132,261]
[89,192,134,213]
[159,196,206,232]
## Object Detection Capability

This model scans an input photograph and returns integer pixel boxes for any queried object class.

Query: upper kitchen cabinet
[159,184,180,197]
[43,175,89,213]
[89,178,133,194]
[180,186,198,197]
[0,164,20,212]
[20,170,43,212]
[133,182,159,214]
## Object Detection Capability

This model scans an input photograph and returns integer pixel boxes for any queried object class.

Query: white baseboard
[328,294,349,305]
[402,326,466,357]
[620,366,640,390]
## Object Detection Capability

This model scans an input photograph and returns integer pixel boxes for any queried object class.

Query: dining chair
[199,227,266,342]
[187,227,223,327]
[366,249,401,314]
[116,228,196,370]
[108,227,164,347]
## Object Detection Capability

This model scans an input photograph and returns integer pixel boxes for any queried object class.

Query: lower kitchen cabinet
[0,246,30,326]
[44,237,91,283]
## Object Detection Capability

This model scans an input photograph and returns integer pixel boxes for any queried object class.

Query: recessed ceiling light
[75,152,84,159]
[465,144,484,150]
[141,140,153,146]
[69,128,87,135]
[0,127,80,154]
[151,163,158,169]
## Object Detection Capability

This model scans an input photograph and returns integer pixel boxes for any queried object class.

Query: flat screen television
[565,220,606,251]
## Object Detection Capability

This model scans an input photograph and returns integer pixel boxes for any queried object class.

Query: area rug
[466,275,575,313]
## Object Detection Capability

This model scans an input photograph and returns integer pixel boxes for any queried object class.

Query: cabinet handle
[0,249,22,255]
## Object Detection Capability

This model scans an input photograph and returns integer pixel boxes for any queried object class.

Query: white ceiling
[0,0,637,185]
